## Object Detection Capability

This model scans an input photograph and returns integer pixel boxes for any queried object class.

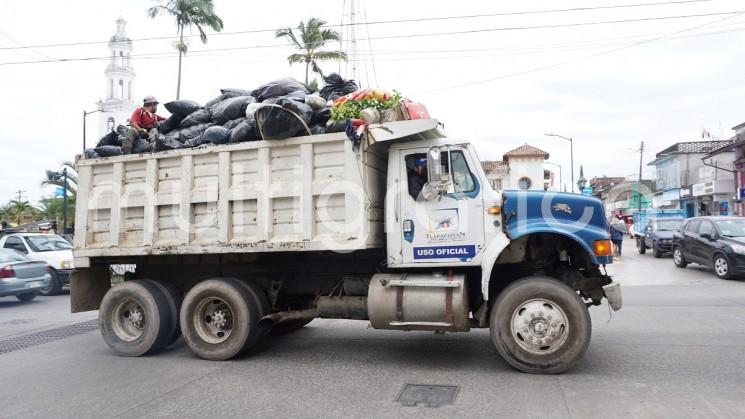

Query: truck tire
[39,269,62,296]
[270,319,314,335]
[98,280,172,357]
[489,276,591,374]
[180,278,262,360]
[636,238,646,255]
[232,279,271,338]
[141,279,183,346]
[652,242,662,258]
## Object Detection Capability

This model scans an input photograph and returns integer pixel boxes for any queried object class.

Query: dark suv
[637,217,683,258]
[672,216,745,279]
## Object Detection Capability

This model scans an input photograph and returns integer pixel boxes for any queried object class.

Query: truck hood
[502,190,611,264]
[652,231,675,240]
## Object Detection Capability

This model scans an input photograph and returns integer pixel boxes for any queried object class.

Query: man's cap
[143,95,159,104]
[415,156,427,167]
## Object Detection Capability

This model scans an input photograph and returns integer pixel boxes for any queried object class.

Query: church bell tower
[97,17,136,136]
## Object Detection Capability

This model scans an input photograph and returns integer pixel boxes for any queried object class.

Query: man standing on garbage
[123,95,166,154]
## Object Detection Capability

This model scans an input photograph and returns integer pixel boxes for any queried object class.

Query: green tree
[275,17,347,86]
[37,196,75,226]
[148,0,224,99]
[6,200,36,226]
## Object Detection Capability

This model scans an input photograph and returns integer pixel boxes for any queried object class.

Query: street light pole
[83,109,102,153]
[545,133,574,193]
[62,168,68,235]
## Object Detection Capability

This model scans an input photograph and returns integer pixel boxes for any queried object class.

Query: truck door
[399,146,485,265]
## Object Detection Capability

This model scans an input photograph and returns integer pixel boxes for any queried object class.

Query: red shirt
[130,107,165,130]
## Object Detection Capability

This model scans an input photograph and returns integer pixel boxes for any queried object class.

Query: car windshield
[0,249,28,263]
[656,220,682,231]
[714,220,745,237]
[23,235,73,252]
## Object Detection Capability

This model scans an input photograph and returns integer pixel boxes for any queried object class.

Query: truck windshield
[24,235,73,252]
[715,219,745,237]
[656,220,682,231]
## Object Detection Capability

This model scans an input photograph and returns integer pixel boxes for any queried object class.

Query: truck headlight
[61,260,73,269]
[730,245,745,255]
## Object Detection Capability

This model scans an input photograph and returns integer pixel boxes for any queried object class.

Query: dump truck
[70,119,621,374]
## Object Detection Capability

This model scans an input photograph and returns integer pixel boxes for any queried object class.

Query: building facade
[481,144,551,191]
[648,140,734,217]
[97,18,136,136]
[703,122,745,215]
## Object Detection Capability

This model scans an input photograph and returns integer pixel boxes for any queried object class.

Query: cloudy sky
[1,0,744,203]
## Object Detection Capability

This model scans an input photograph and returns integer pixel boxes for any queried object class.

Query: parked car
[637,217,684,257]
[0,249,52,302]
[672,216,745,279]
[0,233,74,295]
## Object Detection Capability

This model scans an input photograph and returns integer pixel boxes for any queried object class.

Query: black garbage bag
[284,90,307,101]
[132,137,152,154]
[255,98,313,140]
[116,124,129,137]
[251,78,309,101]
[164,100,202,118]
[311,107,331,125]
[84,148,99,159]
[208,96,255,125]
[229,120,260,143]
[319,73,358,101]
[159,114,181,134]
[310,124,327,135]
[95,145,123,157]
[175,123,211,143]
[179,108,212,128]
[202,126,231,145]
[326,120,347,133]
[221,87,252,97]
[154,134,185,152]
[223,117,246,130]
[96,130,119,147]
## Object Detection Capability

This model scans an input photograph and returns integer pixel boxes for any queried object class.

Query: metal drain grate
[395,384,459,407]
[0,319,98,354]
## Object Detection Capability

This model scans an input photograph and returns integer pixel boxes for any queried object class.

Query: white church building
[481,144,554,191]
[96,18,136,136]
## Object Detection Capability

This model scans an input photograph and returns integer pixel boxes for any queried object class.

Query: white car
[0,233,74,295]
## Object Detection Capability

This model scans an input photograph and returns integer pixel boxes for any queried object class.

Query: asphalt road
[1,242,745,418]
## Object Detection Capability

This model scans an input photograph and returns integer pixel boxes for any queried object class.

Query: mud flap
[70,267,111,313]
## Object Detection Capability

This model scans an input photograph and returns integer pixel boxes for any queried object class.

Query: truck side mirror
[427,147,443,183]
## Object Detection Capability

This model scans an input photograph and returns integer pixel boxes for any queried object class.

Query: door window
[450,151,475,193]
[405,150,475,199]
[685,220,701,233]
[3,236,27,253]
[698,221,714,236]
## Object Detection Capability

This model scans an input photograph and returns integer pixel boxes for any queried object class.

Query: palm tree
[41,162,78,196]
[276,18,347,86]
[148,0,224,99]
[6,200,36,226]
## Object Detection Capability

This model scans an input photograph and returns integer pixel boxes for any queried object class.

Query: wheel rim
[193,297,234,344]
[673,249,682,264]
[715,257,728,276]
[112,297,146,342]
[510,298,569,355]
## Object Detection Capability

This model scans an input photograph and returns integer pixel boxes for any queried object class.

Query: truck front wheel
[180,278,263,360]
[636,238,646,254]
[489,276,591,374]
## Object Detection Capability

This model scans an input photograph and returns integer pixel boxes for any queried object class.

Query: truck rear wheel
[142,279,183,346]
[98,280,172,357]
[636,238,646,254]
[489,276,591,374]
[180,278,263,360]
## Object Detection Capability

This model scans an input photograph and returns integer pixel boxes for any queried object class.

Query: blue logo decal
[413,245,476,260]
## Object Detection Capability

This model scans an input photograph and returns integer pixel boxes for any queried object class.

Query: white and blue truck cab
[71,119,621,374]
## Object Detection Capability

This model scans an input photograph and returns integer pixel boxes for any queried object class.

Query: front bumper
[655,240,673,252]
[0,273,52,297]
[602,280,622,311]
[55,269,74,285]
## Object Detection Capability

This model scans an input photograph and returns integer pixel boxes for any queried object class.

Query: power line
[414,11,745,95]
[0,0,714,52]
[2,10,742,67]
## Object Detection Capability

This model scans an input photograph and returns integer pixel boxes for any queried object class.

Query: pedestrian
[123,95,166,154]
[609,216,626,258]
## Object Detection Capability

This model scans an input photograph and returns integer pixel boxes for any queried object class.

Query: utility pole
[14,189,26,202]
[637,141,644,211]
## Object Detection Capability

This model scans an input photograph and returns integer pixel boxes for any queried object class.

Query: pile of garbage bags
[85,73,417,159]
